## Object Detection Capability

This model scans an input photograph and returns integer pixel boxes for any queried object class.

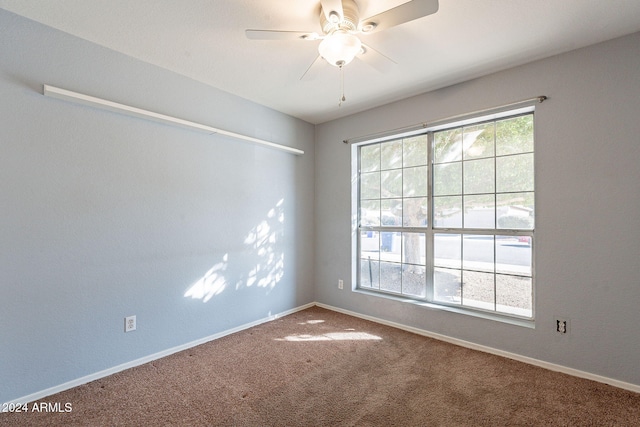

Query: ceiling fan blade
[300,55,326,81]
[360,0,439,33]
[320,0,344,22]
[358,43,397,73]
[245,29,320,41]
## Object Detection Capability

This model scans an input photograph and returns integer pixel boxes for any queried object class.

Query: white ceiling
[2,0,640,124]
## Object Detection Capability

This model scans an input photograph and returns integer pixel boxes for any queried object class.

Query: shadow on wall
[184,199,285,303]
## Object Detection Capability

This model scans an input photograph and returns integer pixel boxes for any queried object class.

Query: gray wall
[315,32,640,386]
[3,6,640,404]
[0,10,314,403]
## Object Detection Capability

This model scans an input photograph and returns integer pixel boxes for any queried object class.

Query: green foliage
[360,144,380,172]
[434,128,462,163]
[496,115,534,155]
[497,214,534,229]
[403,135,428,167]
[463,122,494,159]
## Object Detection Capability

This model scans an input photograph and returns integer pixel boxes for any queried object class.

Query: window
[356,109,534,319]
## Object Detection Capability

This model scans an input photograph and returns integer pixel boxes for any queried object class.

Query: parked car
[518,236,532,245]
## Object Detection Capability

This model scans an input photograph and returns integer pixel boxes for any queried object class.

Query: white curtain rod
[42,85,304,156]
[343,95,547,145]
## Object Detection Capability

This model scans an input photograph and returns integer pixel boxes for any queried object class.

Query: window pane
[380,232,400,261]
[496,153,534,193]
[381,140,402,170]
[463,123,494,160]
[433,196,462,228]
[434,128,462,163]
[381,199,402,226]
[360,200,380,226]
[462,271,494,310]
[361,144,380,172]
[463,235,494,272]
[434,268,461,304]
[380,261,401,293]
[402,232,424,265]
[433,162,462,196]
[464,158,495,194]
[497,192,534,230]
[496,275,532,317]
[464,194,495,229]
[360,230,379,261]
[381,169,402,198]
[361,172,380,200]
[496,115,533,156]
[403,166,427,197]
[360,257,379,289]
[403,197,428,227]
[496,236,532,276]
[434,233,461,269]
[360,229,380,290]
[402,264,426,297]
[403,135,428,167]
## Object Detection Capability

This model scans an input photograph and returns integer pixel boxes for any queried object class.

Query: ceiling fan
[246,0,439,85]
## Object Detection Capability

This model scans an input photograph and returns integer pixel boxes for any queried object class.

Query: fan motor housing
[320,0,360,34]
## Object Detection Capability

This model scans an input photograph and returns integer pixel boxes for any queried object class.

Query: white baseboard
[5,300,637,409]
[315,302,640,394]
[2,302,315,408]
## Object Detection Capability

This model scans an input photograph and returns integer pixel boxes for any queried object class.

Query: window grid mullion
[400,139,404,295]
[426,131,435,301]
[493,123,497,311]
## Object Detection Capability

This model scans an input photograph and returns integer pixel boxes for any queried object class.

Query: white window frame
[351,105,536,325]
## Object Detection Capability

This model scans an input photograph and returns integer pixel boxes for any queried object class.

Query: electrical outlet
[125,315,136,332]
[556,318,568,334]
[338,279,344,290]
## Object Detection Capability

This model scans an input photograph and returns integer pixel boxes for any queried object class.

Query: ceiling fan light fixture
[361,21,377,32]
[328,11,341,24]
[318,31,362,67]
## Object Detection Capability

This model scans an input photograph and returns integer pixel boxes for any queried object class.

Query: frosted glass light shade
[318,31,362,67]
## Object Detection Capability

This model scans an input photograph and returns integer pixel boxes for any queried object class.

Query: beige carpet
[2,306,639,426]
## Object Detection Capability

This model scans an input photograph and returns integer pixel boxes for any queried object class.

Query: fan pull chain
[338,63,346,107]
